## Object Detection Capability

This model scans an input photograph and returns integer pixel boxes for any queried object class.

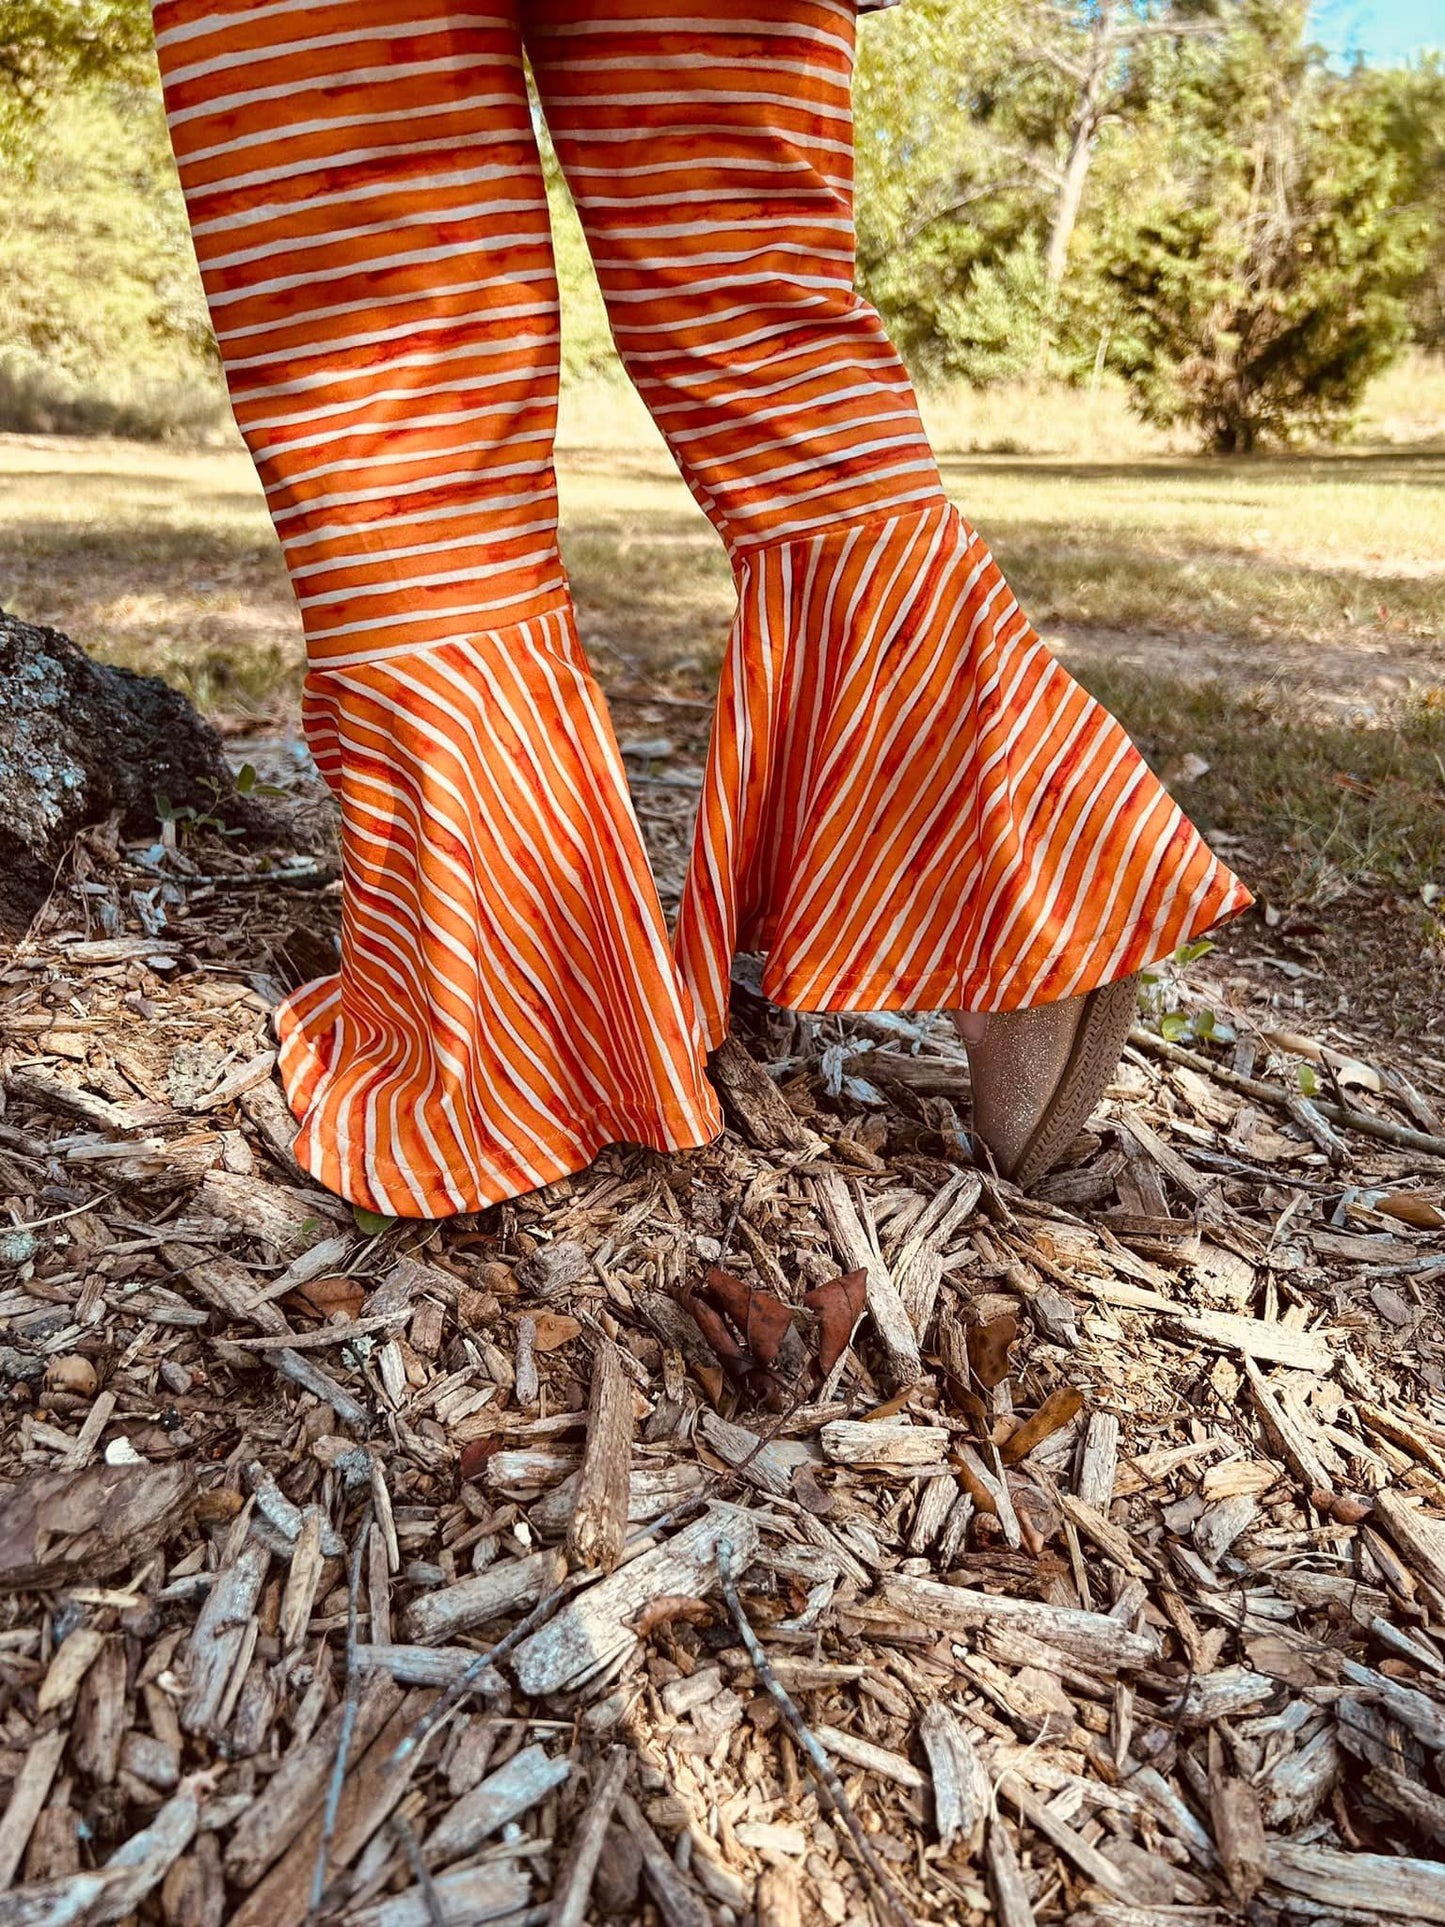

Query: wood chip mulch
[1,739,1445,1927]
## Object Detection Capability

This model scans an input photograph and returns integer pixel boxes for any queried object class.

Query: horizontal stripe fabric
[152,0,1250,1217]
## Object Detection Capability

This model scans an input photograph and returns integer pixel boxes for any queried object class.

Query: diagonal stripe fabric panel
[672,503,1252,1050]
[279,615,722,1216]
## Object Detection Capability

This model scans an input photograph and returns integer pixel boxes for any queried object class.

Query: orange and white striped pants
[153,0,1250,1217]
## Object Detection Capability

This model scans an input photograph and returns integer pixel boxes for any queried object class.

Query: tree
[1020,0,1226,292]
[1098,2,1431,450]
[0,70,220,434]
[1367,57,1445,351]
[853,0,1228,381]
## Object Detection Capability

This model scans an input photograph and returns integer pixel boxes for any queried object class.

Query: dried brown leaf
[1000,1387,1085,1465]
[628,1594,715,1638]
[967,1314,1019,1390]
[530,1312,583,1351]
[292,1274,365,1321]
[1377,1193,1445,1231]
[702,1266,793,1366]
[803,1267,868,1375]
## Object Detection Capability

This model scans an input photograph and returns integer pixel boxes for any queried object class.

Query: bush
[1098,9,1431,451]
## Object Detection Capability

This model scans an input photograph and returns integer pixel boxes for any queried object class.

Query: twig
[310,1507,369,1917]
[549,1746,629,1927]
[1129,1025,1445,1160]
[716,1536,918,1927]
[392,1810,446,1927]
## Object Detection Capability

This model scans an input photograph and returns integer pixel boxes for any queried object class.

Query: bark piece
[0,1460,194,1591]
[616,1792,712,1927]
[279,1507,326,1652]
[512,1504,760,1698]
[181,1537,269,1738]
[817,1724,925,1789]
[568,1340,633,1575]
[422,1742,571,1862]
[1245,1358,1333,1492]
[533,1462,705,1540]
[352,1644,505,1693]
[813,1170,922,1385]
[159,1833,225,1927]
[272,1347,369,1431]
[198,1171,333,1255]
[71,1637,128,1786]
[172,1250,293,1339]
[0,1730,68,1889]
[998,1776,1134,1904]
[919,1702,990,1851]
[820,1420,949,1468]
[346,1866,530,1927]
[986,1817,1037,1927]
[1076,1410,1120,1508]
[882,1574,1160,1670]
[1266,1841,1445,1921]
[230,1691,432,1927]
[37,1629,105,1717]
[1210,1775,1268,1904]
[756,1863,803,1927]
[0,1869,121,1925]
[549,1746,629,1927]
[402,1549,563,1646]
[90,1782,202,1924]
[225,1675,403,1888]
[1067,1275,1332,1370]
[710,1037,820,1153]
[1374,1488,1445,1598]
[1365,1764,1445,1845]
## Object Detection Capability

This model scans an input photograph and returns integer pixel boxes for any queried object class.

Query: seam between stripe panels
[301,587,581,677]
[726,491,955,564]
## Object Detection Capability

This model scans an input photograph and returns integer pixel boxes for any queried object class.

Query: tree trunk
[1044,0,1119,291]
[0,608,272,936]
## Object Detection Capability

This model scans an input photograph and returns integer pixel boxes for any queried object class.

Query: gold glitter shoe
[953,975,1139,1188]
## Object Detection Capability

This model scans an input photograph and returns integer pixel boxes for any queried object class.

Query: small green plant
[154,788,238,840]
[353,1206,397,1236]
[1138,939,1234,1046]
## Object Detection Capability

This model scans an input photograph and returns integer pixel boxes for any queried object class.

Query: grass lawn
[0,375,1441,1025]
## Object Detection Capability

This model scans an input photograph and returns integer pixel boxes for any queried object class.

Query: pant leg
[527,0,1251,1049]
[153,0,720,1216]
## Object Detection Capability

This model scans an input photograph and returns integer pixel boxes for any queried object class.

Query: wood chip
[567,1339,633,1574]
[512,1504,760,1698]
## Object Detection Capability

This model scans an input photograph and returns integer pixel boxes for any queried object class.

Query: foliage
[1368,58,1445,352]
[0,0,152,154]
[0,77,224,436]
[1095,4,1432,450]
[0,0,1439,449]
[856,0,1438,443]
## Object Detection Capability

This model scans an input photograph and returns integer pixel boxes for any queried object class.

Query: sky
[1309,0,1443,65]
